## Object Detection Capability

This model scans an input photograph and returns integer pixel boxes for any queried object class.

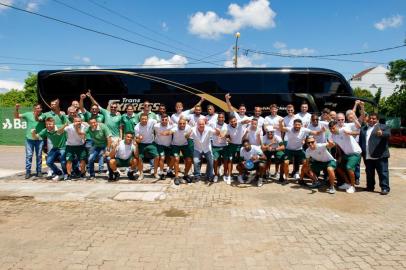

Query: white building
[349,65,400,97]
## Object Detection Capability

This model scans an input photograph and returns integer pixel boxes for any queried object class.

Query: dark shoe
[183,175,193,184]
[87,175,95,180]
[380,189,389,195]
[159,173,165,180]
[79,173,86,180]
[65,175,72,181]
[113,171,120,181]
[166,171,175,178]
[127,171,136,180]
[365,187,375,192]
[355,179,360,185]
[298,179,306,186]
[174,178,181,185]
[25,173,31,179]
[308,181,321,189]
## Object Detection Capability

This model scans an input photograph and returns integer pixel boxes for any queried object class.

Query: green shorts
[171,144,193,158]
[212,146,226,161]
[116,157,133,167]
[65,145,87,161]
[225,143,242,161]
[339,153,361,172]
[310,160,336,174]
[285,149,305,163]
[138,143,159,160]
[264,150,286,163]
[156,144,171,157]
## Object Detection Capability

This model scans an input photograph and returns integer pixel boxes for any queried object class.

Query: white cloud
[161,22,168,32]
[374,15,403,30]
[0,79,24,92]
[0,0,14,11]
[143,55,188,68]
[74,56,92,63]
[26,1,39,12]
[0,65,10,72]
[189,0,276,39]
[273,41,287,49]
[273,41,315,56]
[223,54,266,68]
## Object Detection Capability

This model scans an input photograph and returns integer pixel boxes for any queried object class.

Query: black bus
[37,67,369,114]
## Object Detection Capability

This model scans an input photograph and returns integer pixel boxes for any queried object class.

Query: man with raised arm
[37,99,68,127]
[153,113,173,180]
[225,93,252,128]
[108,133,138,181]
[15,103,45,179]
[209,112,228,183]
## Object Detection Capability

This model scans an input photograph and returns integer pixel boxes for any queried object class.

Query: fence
[0,107,31,145]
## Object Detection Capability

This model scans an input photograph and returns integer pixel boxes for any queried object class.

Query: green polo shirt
[83,111,104,123]
[67,113,85,124]
[38,128,67,149]
[85,123,111,148]
[134,111,158,123]
[120,114,137,135]
[99,107,121,138]
[21,112,45,140]
[39,111,68,127]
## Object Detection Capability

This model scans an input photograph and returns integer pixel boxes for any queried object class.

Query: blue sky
[0,0,405,92]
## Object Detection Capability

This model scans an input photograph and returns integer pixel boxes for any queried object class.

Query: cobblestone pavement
[0,170,405,270]
[0,146,406,269]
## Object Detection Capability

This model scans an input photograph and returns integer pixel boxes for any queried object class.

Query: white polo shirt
[253,116,265,130]
[227,123,246,145]
[283,115,296,128]
[64,123,87,146]
[331,128,362,155]
[206,113,218,126]
[262,134,283,149]
[116,140,135,160]
[240,145,263,162]
[233,111,252,128]
[187,114,206,127]
[134,119,157,144]
[191,126,215,153]
[305,143,335,162]
[308,121,329,143]
[171,125,192,146]
[209,122,228,147]
[295,112,312,127]
[264,115,283,137]
[170,110,191,124]
[285,127,311,150]
[246,127,263,146]
[154,123,173,147]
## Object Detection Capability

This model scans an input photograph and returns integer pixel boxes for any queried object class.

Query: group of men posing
[16,91,391,195]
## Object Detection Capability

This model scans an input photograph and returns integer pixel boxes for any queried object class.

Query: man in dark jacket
[359,112,390,195]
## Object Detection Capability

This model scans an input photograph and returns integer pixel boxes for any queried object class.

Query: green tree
[386,59,406,91]
[0,73,38,107]
[353,87,375,113]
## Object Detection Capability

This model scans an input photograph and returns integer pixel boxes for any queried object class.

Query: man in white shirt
[329,121,362,194]
[154,114,173,180]
[162,118,193,185]
[279,118,324,184]
[283,104,296,129]
[186,105,206,127]
[206,105,218,126]
[134,114,159,180]
[237,139,267,187]
[261,126,285,181]
[170,98,204,124]
[264,104,283,138]
[243,118,262,146]
[253,106,265,130]
[308,114,329,143]
[108,133,138,181]
[223,115,250,185]
[303,136,337,194]
[61,116,88,180]
[295,102,312,128]
[209,112,228,182]
[191,119,221,182]
[225,93,252,128]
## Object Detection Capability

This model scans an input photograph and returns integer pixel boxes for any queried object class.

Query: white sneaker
[246,174,255,184]
[47,169,53,177]
[327,186,336,194]
[237,175,244,184]
[213,176,218,183]
[257,178,263,187]
[138,173,144,180]
[226,176,231,185]
[294,173,300,180]
[346,186,355,194]
[275,173,280,180]
[52,175,60,181]
[338,183,351,190]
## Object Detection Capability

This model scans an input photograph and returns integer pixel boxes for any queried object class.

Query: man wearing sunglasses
[304,136,337,194]
[328,121,362,194]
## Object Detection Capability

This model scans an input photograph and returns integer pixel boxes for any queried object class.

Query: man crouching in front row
[107,133,138,181]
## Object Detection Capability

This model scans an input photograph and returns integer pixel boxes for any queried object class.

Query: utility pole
[233,32,240,68]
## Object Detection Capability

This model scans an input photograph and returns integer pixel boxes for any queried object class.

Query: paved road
[0,146,406,269]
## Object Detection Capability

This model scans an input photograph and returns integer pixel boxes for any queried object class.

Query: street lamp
[233,32,240,68]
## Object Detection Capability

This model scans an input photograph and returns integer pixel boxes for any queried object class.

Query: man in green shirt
[134,100,158,123]
[15,103,45,179]
[32,117,67,181]
[121,104,137,135]
[79,94,105,123]
[37,99,68,127]
[86,119,112,179]
[85,91,122,141]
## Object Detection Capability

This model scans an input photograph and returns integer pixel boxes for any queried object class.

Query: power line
[85,0,217,60]
[0,2,223,67]
[50,0,209,60]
